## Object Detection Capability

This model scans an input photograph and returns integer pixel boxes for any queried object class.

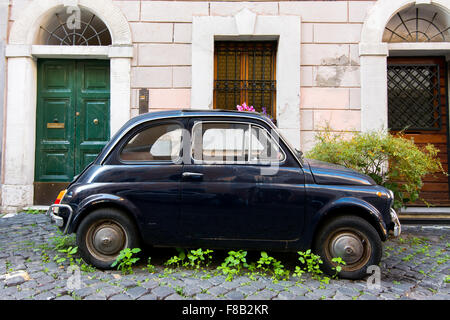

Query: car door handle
[182,172,204,181]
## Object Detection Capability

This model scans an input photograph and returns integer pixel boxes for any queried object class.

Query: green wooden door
[35,59,110,182]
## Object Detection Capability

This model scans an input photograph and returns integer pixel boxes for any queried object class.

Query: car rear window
[120,123,182,162]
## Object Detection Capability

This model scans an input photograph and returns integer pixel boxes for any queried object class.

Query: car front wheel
[313,215,382,280]
[76,208,140,269]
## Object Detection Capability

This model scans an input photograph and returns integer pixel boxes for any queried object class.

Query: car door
[180,118,305,245]
[104,119,185,244]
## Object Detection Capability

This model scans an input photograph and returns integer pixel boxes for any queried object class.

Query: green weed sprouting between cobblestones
[186,248,214,269]
[292,250,346,287]
[145,257,157,273]
[38,232,99,273]
[50,232,76,250]
[217,250,249,281]
[25,209,47,215]
[293,250,329,286]
[111,248,142,275]
[248,251,290,283]
[213,249,345,284]
[53,246,78,265]
[165,248,214,270]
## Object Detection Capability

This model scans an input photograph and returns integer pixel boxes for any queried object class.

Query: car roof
[126,109,271,126]
[96,109,278,165]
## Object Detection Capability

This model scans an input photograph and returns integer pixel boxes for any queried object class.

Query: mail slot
[47,123,65,129]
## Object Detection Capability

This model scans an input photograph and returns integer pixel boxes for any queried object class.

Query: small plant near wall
[306,128,445,209]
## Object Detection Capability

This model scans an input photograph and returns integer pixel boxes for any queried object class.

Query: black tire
[76,208,141,269]
[313,215,382,280]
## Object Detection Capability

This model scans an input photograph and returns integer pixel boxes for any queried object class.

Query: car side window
[120,123,182,162]
[191,121,285,164]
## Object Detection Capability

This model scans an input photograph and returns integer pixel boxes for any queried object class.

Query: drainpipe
[0,0,10,191]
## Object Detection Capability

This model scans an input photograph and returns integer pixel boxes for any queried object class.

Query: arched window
[37,6,112,46]
[383,4,450,43]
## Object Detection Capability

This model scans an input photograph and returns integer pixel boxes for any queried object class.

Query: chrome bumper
[390,208,401,237]
[46,204,73,234]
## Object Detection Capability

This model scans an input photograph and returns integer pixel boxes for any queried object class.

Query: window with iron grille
[214,41,277,118]
[387,64,441,131]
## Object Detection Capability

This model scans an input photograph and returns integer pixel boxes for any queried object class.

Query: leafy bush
[306,129,445,209]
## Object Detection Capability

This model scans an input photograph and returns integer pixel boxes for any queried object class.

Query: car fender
[68,193,142,234]
[312,197,388,241]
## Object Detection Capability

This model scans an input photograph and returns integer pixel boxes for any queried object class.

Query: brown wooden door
[388,56,449,206]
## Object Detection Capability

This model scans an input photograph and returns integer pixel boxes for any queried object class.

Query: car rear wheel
[313,215,382,280]
[76,208,140,269]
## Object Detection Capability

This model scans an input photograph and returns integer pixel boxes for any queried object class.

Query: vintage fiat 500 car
[47,110,401,279]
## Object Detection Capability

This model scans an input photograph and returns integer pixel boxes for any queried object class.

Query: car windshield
[270,125,304,165]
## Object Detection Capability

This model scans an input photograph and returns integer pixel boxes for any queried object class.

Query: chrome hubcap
[92,224,125,256]
[330,232,364,265]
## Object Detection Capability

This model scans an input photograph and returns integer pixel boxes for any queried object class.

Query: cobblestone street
[0,212,449,300]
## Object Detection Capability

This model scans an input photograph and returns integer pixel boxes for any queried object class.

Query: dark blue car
[47,110,401,279]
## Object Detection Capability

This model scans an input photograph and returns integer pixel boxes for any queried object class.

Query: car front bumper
[46,204,73,234]
[389,208,401,237]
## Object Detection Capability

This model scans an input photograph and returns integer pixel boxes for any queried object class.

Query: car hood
[306,159,376,186]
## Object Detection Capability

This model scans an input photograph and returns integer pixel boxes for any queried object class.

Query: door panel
[180,119,305,244]
[84,101,109,141]
[181,165,259,240]
[36,61,75,182]
[75,61,110,175]
[36,59,110,184]
[181,166,305,243]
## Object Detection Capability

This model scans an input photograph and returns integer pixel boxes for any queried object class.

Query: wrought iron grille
[388,64,441,131]
[214,41,277,118]
[40,12,111,46]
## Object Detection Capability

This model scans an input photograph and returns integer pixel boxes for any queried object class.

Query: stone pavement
[0,212,448,300]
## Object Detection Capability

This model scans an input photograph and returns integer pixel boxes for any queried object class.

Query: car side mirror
[295,148,303,159]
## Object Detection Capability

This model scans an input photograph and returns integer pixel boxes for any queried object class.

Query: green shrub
[306,129,445,209]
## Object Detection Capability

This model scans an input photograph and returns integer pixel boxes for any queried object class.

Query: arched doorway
[385,4,450,206]
[34,7,112,203]
[360,0,450,210]
[2,0,132,211]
